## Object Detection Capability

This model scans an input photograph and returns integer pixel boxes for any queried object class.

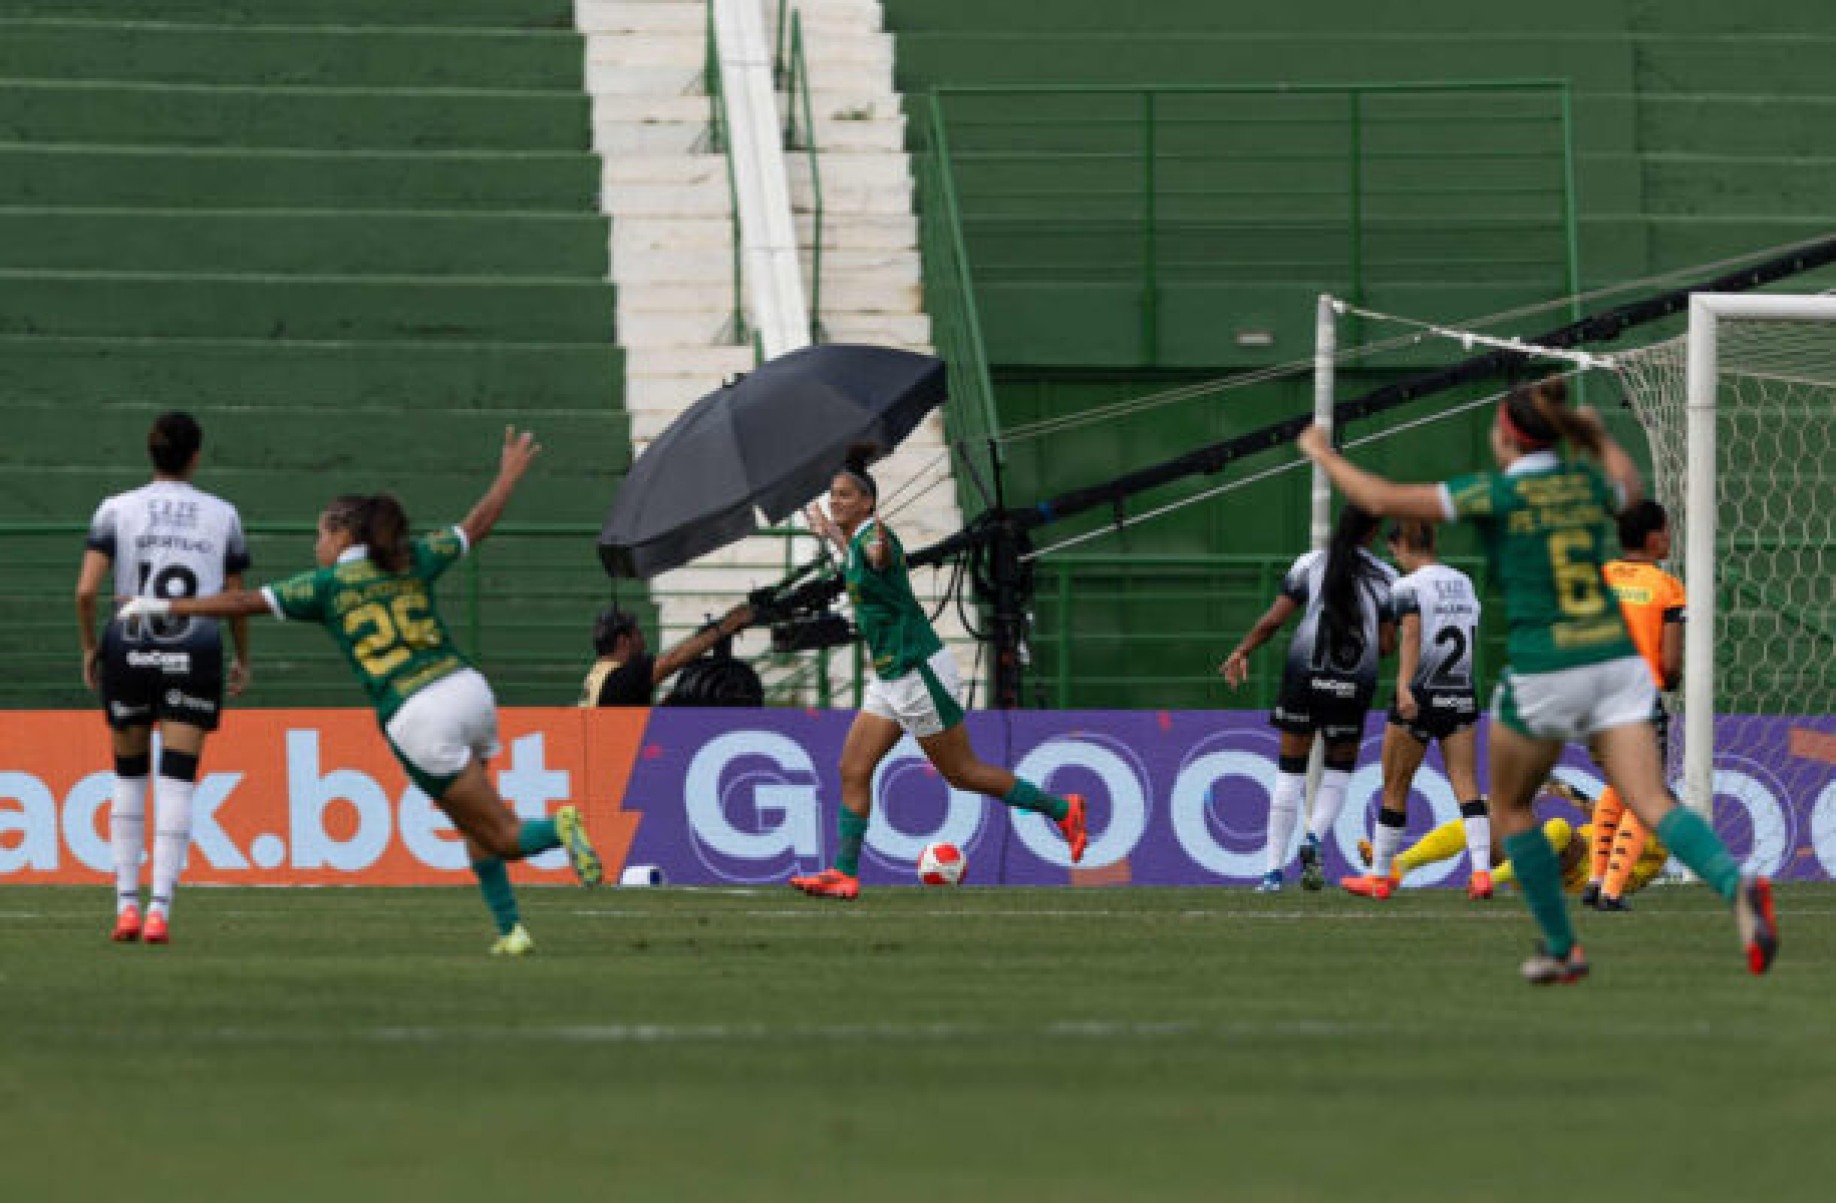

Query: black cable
[903,233,1836,570]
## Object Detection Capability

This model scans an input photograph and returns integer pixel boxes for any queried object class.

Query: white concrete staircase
[576,0,976,702]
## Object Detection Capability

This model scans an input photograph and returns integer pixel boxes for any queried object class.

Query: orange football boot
[1737,876,1778,976]
[1340,873,1396,900]
[1058,794,1089,864]
[110,905,142,943]
[790,869,860,900]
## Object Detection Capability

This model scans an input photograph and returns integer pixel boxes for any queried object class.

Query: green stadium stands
[0,1,628,709]
[888,0,1836,706]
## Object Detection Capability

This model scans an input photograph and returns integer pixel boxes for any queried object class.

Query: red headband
[1496,400,1552,451]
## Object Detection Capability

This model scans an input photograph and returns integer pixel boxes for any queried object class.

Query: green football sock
[515,817,560,857]
[1002,778,1069,822]
[834,810,870,877]
[1503,827,1575,958]
[1656,807,1741,902]
[471,857,519,936]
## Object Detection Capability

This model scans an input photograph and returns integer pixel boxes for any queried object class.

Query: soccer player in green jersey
[788,450,1088,899]
[1297,377,1777,983]
[119,428,602,955]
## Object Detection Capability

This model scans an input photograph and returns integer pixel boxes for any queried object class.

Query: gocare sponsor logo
[674,725,1404,881]
[664,724,1822,885]
[682,730,826,882]
[126,649,192,672]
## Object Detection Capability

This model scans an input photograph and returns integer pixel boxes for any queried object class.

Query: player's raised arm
[459,427,542,548]
[803,501,849,557]
[120,590,272,622]
[1296,425,1449,520]
[862,517,891,572]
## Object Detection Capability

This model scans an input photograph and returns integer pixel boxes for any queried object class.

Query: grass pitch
[2,882,1831,1202]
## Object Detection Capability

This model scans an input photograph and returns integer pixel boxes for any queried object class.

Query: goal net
[1612,293,1836,871]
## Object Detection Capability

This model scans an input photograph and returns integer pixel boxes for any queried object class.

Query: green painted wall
[0,2,629,708]
[888,0,1835,705]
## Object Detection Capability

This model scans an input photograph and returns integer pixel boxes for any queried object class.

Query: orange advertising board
[0,709,645,885]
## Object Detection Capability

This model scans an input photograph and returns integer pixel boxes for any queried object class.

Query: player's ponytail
[1500,375,1605,459]
[1528,376,1607,460]
[361,493,412,573]
[1321,503,1381,662]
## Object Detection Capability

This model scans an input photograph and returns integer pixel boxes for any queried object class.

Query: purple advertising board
[618,710,1836,887]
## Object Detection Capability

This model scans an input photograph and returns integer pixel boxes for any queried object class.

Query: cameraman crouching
[580,602,752,707]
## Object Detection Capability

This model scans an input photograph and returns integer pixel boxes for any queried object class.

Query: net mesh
[1614,323,1836,718]
[1613,317,1836,874]
[1328,294,1834,875]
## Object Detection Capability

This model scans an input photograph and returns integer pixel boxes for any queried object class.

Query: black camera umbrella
[598,343,947,579]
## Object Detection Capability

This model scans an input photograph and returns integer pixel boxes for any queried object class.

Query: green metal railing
[1,522,862,710]
[927,80,1580,368]
[913,92,1003,517]
[1033,553,1505,711]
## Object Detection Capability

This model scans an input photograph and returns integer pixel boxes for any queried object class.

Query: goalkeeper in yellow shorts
[1361,780,1669,897]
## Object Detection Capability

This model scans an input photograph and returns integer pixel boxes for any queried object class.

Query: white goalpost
[1618,291,1836,820]
[1318,287,1835,873]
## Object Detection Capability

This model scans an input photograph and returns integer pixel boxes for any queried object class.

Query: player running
[789,449,1087,900]
[1298,377,1776,983]
[118,428,601,955]
[1341,520,1489,901]
[76,412,253,945]
[1221,505,1396,892]
[1582,500,1686,912]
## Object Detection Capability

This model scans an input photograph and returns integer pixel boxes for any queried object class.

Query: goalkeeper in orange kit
[1583,500,1686,912]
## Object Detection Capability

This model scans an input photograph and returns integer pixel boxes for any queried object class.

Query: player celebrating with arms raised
[1298,377,1775,983]
[119,429,601,955]
[789,449,1087,899]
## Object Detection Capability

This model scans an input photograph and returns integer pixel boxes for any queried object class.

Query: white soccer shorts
[1493,656,1657,743]
[861,647,965,739]
[384,667,502,783]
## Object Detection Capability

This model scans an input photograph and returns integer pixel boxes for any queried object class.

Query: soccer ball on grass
[916,841,967,886]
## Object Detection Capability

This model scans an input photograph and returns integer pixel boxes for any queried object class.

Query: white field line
[563,907,1778,922]
[2,906,1822,923]
[70,1015,1748,1047]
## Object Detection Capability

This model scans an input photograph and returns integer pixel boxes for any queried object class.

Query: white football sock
[1463,810,1493,874]
[1265,771,1306,875]
[110,775,148,913]
[1373,819,1407,877]
[149,776,196,917]
[1307,768,1353,842]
